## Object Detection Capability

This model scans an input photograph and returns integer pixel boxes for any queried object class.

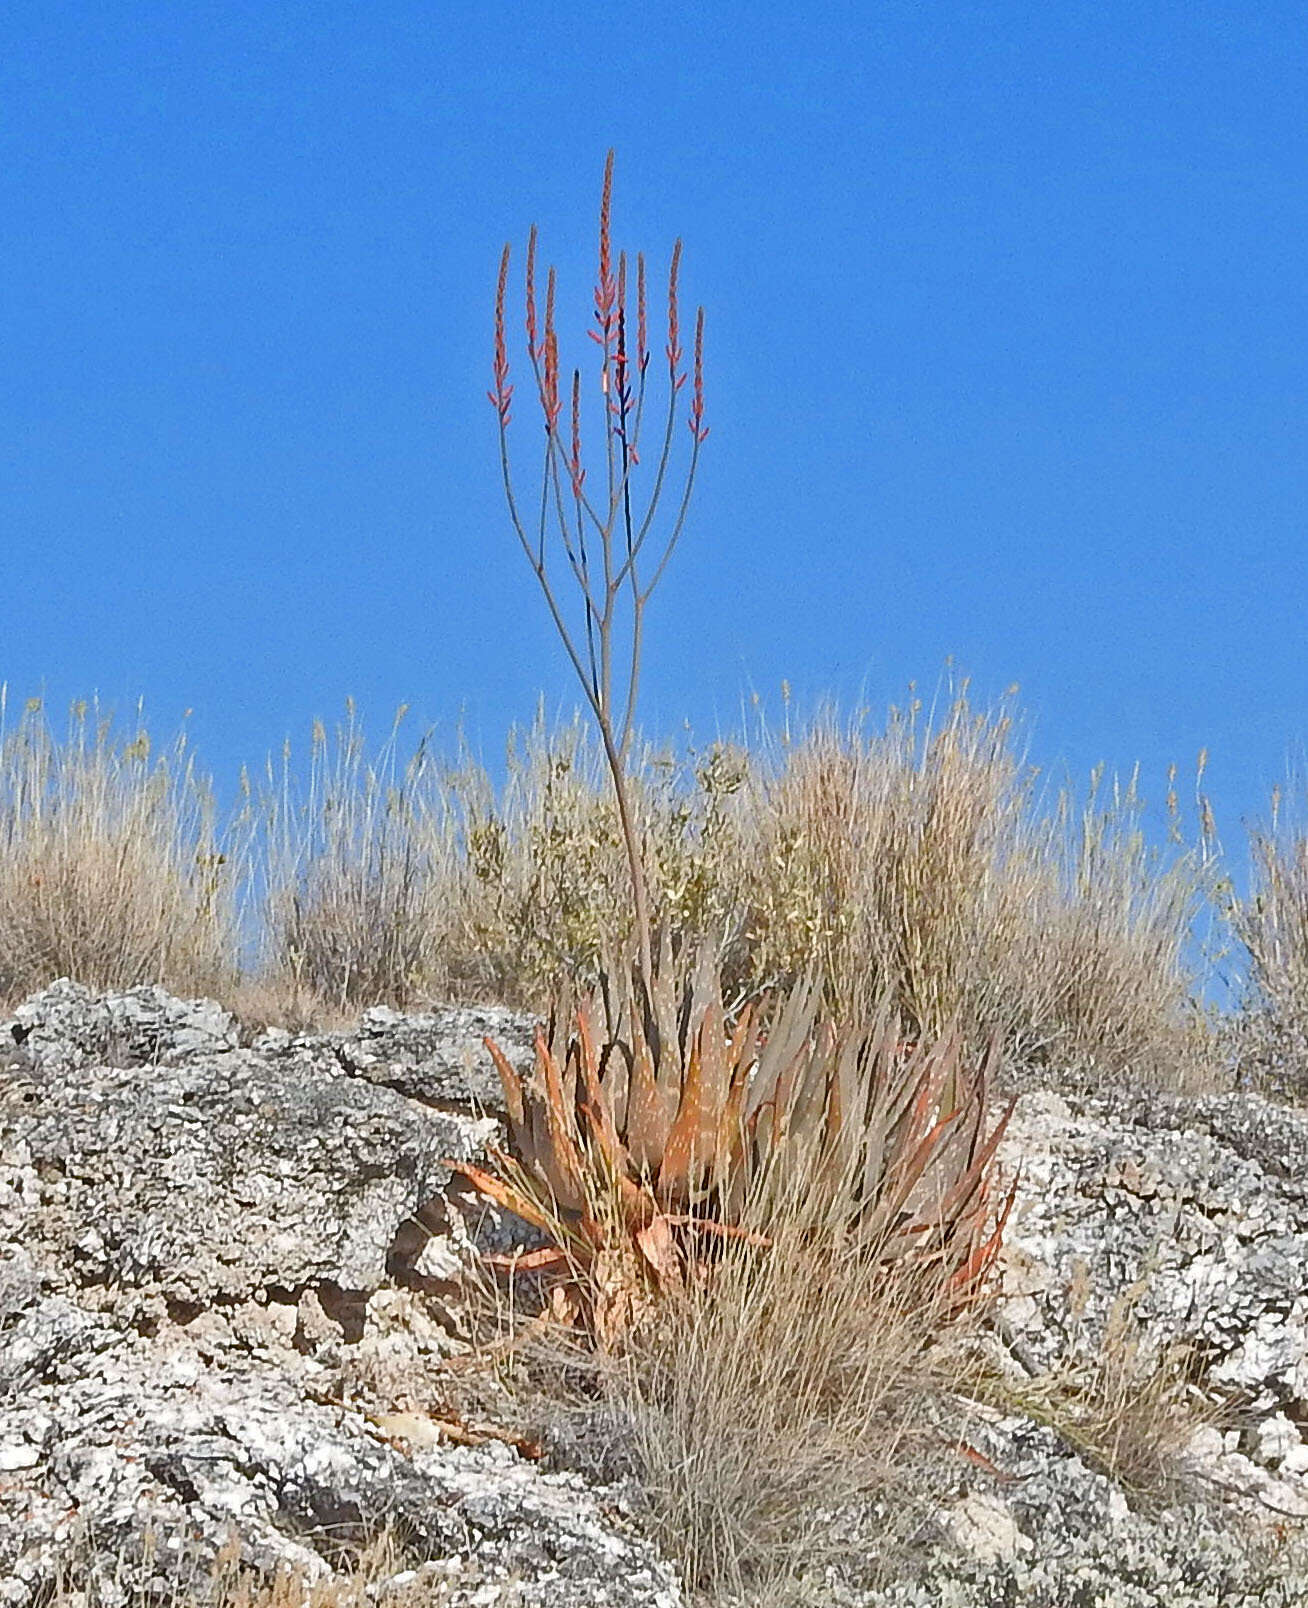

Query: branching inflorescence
[491,151,707,984]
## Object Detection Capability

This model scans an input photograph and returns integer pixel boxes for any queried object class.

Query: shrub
[731,701,1219,1083]
[430,699,1216,1086]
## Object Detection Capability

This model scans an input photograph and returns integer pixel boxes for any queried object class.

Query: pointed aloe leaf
[863,1106,966,1248]
[946,1170,1019,1302]
[624,1016,678,1174]
[788,1017,835,1141]
[602,1040,633,1136]
[713,1001,756,1191]
[745,974,820,1121]
[443,1158,560,1240]
[696,988,732,1137]
[658,1036,714,1206]
[934,1095,1017,1229]
[574,1004,628,1178]
[534,1027,587,1209]
[648,925,679,1068]
[484,1035,528,1147]
[486,1246,571,1273]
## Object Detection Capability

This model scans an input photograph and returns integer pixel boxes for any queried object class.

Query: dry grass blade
[976,1297,1219,1512]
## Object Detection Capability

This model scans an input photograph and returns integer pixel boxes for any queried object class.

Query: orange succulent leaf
[874,1108,966,1230]
[663,1213,772,1250]
[535,1028,587,1208]
[658,1038,713,1205]
[635,1213,683,1293]
[483,1035,526,1137]
[443,1158,559,1239]
[575,1015,627,1175]
[625,1031,676,1173]
[947,1170,1020,1301]
[934,1097,1017,1226]
[486,1246,571,1273]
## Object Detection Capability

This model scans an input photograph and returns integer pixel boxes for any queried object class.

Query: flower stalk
[490,151,707,984]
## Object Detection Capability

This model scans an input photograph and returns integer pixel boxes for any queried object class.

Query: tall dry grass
[609,1230,956,1601]
[255,702,463,1010]
[417,694,1219,1084]
[729,700,1216,1078]
[0,694,238,1003]
[1231,784,1308,1094]
[980,1288,1217,1513]
[0,688,1220,1089]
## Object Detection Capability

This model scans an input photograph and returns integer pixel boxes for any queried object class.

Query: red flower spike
[613,303,631,423]
[666,239,683,372]
[688,306,708,442]
[491,242,513,425]
[593,150,617,340]
[598,151,614,301]
[545,265,556,346]
[637,252,648,370]
[494,244,509,362]
[525,225,538,358]
[543,329,560,433]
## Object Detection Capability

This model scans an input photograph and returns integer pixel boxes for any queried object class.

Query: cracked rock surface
[0,981,678,1608]
[250,1002,535,1115]
[851,1084,1308,1606]
[999,1087,1308,1445]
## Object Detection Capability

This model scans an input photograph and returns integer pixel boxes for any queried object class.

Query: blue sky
[1,1,1304,847]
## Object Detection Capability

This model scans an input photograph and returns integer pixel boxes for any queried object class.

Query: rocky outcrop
[0,982,676,1607]
[0,1284,678,1607]
[248,1000,536,1115]
[998,1088,1308,1497]
[2,980,1307,1606]
[2,1041,491,1319]
[859,1085,1308,1606]
[8,979,240,1074]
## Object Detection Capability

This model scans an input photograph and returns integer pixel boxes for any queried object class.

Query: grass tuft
[1233,785,1308,1095]
[0,694,237,1003]
[607,1227,957,1600]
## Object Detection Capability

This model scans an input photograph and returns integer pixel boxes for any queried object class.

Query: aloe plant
[479,163,1015,1348]
[450,937,1014,1345]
